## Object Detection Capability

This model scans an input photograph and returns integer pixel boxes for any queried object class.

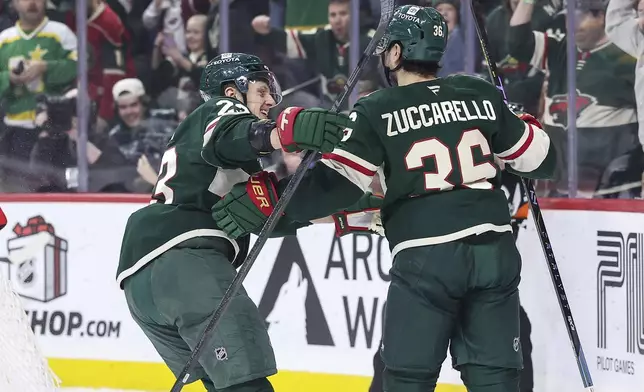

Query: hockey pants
[123,237,276,392]
[379,231,524,392]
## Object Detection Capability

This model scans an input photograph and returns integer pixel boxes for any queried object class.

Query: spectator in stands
[430,0,465,77]
[251,0,380,110]
[508,0,639,197]
[66,0,136,122]
[106,0,158,89]
[29,88,129,192]
[151,13,211,107]
[486,0,553,116]
[107,78,178,190]
[204,0,269,56]
[180,0,211,23]
[0,0,77,166]
[0,0,14,31]
[143,0,187,54]
[604,0,644,194]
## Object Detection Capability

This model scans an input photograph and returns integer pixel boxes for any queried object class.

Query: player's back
[355,74,551,254]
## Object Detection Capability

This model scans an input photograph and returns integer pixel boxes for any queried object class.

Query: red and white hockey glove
[332,193,385,237]
[212,171,280,239]
[516,112,543,130]
[276,106,347,153]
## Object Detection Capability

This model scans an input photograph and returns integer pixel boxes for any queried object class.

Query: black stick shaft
[468,1,594,389]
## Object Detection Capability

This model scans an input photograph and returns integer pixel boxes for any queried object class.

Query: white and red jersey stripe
[285,28,310,59]
[321,148,380,192]
[528,30,550,71]
[495,121,551,173]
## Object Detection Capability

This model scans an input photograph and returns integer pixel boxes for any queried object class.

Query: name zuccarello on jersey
[382,99,497,137]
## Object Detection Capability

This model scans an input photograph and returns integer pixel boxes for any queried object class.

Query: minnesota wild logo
[548,89,596,129]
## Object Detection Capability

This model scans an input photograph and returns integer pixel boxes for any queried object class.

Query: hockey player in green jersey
[212,5,557,392]
[116,53,349,392]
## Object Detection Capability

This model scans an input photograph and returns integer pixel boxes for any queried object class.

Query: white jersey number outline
[404,128,497,191]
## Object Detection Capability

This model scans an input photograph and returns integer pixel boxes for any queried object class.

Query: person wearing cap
[107,78,178,187]
[110,78,147,131]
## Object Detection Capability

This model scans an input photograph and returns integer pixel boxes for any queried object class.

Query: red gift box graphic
[5,216,68,302]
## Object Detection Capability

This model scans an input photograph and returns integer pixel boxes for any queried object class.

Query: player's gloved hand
[332,193,385,237]
[516,111,543,130]
[277,107,349,153]
[212,171,279,239]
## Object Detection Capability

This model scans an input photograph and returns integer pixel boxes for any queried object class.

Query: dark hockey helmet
[374,5,448,63]
[199,53,282,105]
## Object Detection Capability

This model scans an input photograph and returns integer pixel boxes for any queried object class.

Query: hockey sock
[382,367,440,392]
[459,364,521,392]
[219,377,274,392]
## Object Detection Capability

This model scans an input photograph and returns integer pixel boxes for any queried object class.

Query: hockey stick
[469,2,595,390]
[169,1,396,390]
[281,75,322,97]
[593,181,640,197]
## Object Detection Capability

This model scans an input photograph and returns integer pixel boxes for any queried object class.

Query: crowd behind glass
[1,0,643,199]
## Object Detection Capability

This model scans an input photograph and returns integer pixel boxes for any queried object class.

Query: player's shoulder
[352,88,390,117]
[202,96,253,117]
[443,73,497,93]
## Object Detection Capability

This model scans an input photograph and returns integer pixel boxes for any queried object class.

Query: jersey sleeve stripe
[203,117,220,147]
[496,122,532,160]
[497,123,551,173]
[323,149,379,175]
[286,30,306,59]
[529,31,547,70]
[320,159,373,192]
[498,122,534,161]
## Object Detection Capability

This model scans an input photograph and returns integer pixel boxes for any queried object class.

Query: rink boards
[0,194,642,392]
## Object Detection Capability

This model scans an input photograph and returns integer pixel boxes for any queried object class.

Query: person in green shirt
[0,0,77,163]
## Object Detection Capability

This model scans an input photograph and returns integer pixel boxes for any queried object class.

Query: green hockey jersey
[261,26,377,107]
[0,18,78,128]
[116,97,269,287]
[507,22,637,130]
[280,75,556,257]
